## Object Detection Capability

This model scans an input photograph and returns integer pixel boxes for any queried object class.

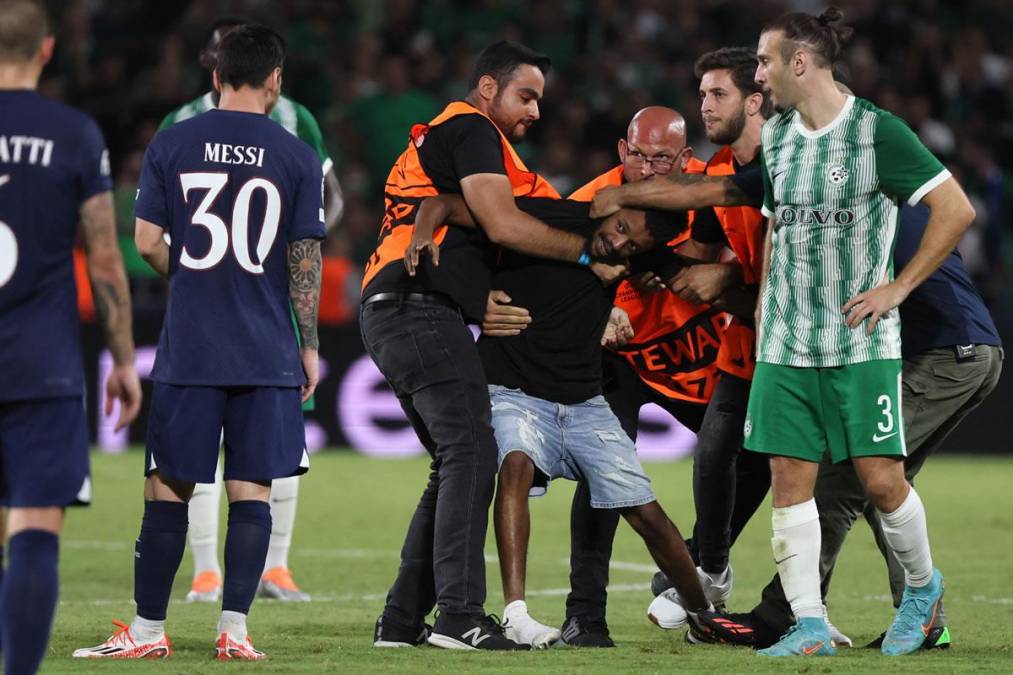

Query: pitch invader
[0,2,143,673]
[159,15,342,606]
[74,25,324,661]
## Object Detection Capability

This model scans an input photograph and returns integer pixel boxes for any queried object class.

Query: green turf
[43,451,1013,673]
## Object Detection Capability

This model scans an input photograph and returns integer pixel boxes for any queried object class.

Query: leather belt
[362,291,457,309]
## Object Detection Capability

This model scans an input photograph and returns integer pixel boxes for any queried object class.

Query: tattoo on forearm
[81,191,135,365]
[91,277,134,365]
[288,238,322,350]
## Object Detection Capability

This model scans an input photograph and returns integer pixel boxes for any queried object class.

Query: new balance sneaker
[186,570,222,603]
[556,616,615,648]
[647,566,733,629]
[502,600,560,648]
[823,604,852,647]
[215,632,266,660]
[427,613,530,651]
[686,608,756,647]
[881,568,945,656]
[373,615,431,648]
[757,616,837,657]
[258,566,311,602]
[72,621,172,659]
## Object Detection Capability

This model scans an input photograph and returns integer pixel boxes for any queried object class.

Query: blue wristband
[578,251,591,266]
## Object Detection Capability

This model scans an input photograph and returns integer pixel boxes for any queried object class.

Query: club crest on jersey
[827,164,849,186]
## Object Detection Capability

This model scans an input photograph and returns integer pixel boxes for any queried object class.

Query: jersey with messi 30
[135,109,324,387]
[0,90,112,402]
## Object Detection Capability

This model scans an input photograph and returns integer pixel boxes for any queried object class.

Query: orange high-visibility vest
[706,146,765,381]
[569,159,727,404]
[362,101,559,290]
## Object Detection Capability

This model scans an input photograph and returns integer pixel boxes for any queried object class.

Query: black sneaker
[428,613,530,651]
[651,571,673,597]
[556,616,615,648]
[865,624,951,650]
[686,609,757,647]
[373,615,431,648]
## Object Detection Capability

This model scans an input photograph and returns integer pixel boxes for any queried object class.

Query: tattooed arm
[590,174,754,218]
[289,238,322,401]
[80,191,142,430]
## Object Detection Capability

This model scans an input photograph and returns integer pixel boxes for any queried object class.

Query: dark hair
[643,208,688,246]
[694,47,773,118]
[215,24,285,90]
[0,0,48,63]
[762,6,854,68]
[198,16,251,70]
[467,40,551,92]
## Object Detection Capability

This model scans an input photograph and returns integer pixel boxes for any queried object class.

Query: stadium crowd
[39,0,1013,323]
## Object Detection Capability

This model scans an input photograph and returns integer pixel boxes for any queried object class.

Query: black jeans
[564,351,706,622]
[360,298,498,623]
[691,373,771,573]
[752,345,1004,635]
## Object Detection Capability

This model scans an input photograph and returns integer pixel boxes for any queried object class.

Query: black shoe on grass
[557,616,615,648]
[428,613,530,651]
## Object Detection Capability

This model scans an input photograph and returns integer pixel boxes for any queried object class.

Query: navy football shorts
[145,383,309,483]
[0,396,91,507]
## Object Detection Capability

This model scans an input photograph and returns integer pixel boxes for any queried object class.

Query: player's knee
[864,475,908,512]
[498,450,535,486]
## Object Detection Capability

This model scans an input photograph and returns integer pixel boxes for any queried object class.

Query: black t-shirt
[478,198,618,404]
[691,157,763,247]
[363,112,506,321]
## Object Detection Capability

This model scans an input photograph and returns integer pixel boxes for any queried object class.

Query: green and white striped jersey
[158,92,332,175]
[758,96,949,367]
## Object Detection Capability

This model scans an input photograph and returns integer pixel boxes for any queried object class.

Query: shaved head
[0,0,48,63]
[619,106,691,181]
[627,106,687,150]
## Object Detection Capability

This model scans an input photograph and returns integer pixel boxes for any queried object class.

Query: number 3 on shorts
[876,394,894,434]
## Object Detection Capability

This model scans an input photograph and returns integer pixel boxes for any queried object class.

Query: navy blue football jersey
[135,109,325,387]
[0,90,112,402]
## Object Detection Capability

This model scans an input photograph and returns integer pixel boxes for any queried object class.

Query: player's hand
[668,264,737,305]
[300,348,319,403]
[482,290,531,336]
[601,307,634,347]
[403,234,440,276]
[842,280,911,335]
[630,271,666,294]
[590,186,624,218]
[104,364,142,432]
[590,260,630,286]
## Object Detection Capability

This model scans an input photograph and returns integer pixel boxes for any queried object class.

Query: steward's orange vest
[362,101,559,290]
[569,159,728,405]
[706,146,765,381]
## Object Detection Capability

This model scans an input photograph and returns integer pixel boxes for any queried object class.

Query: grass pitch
[44,451,1013,673]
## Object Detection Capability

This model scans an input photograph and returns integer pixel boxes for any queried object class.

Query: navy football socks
[134,501,188,621]
[223,500,272,615]
[2,530,59,675]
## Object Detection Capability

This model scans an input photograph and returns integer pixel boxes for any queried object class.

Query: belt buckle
[954,344,976,361]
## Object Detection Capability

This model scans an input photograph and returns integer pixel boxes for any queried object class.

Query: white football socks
[188,459,223,577]
[877,486,934,587]
[264,475,300,572]
[771,498,823,620]
[218,610,248,642]
[130,615,165,642]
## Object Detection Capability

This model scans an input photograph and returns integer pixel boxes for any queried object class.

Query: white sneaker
[824,604,853,647]
[646,566,733,630]
[502,600,561,649]
[72,620,172,659]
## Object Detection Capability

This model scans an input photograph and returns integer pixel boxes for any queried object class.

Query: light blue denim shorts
[488,385,655,509]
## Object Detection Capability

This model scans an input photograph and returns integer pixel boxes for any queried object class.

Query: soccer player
[748,8,975,656]
[160,16,340,604]
[0,2,142,672]
[362,41,621,651]
[727,201,1003,649]
[74,25,323,660]
[407,193,756,650]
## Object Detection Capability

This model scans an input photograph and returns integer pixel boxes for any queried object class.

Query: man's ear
[38,35,54,67]
[792,48,808,77]
[678,146,694,171]
[745,92,763,117]
[617,138,628,164]
[476,74,499,103]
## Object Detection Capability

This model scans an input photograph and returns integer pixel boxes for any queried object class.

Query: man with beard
[361,40,617,651]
